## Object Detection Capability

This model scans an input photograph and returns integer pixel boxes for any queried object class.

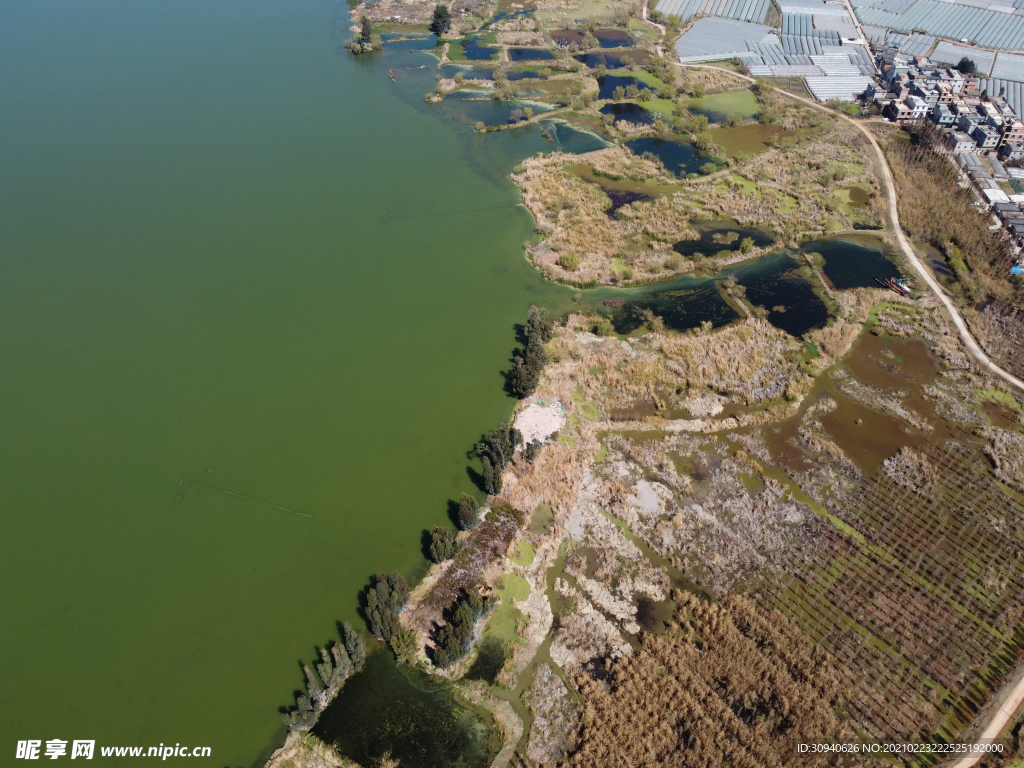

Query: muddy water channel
[763,332,969,477]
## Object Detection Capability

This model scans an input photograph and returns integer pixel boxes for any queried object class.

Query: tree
[690,114,708,132]
[429,4,451,36]
[342,622,366,669]
[390,626,419,665]
[476,422,522,470]
[613,85,625,101]
[360,16,373,44]
[429,526,458,563]
[625,84,640,99]
[366,571,409,641]
[957,56,976,74]
[692,131,713,151]
[699,161,718,175]
[725,112,742,127]
[740,236,755,254]
[526,305,554,342]
[458,492,480,530]
[434,591,495,667]
[481,455,501,495]
[691,81,706,98]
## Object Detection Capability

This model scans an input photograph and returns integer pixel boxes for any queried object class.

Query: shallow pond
[315,650,497,768]
[708,123,790,157]
[733,251,829,337]
[625,136,722,176]
[673,217,775,258]
[509,47,554,60]
[583,248,827,338]
[801,235,900,290]
[839,184,871,208]
[597,74,646,100]
[551,29,585,46]
[594,28,635,47]
[574,50,649,68]
[689,90,759,124]
[457,35,500,60]
[599,101,654,124]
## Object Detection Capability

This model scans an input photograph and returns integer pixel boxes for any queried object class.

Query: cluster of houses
[866,55,1024,163]
[864,52,1024,253]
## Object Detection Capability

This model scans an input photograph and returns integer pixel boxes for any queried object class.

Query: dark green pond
[314,650,498,768]
[625,136,723,176]
[673,218,775,257]
[802,235,901,290]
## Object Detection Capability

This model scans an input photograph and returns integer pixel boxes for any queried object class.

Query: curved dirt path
[668,61,1024,392]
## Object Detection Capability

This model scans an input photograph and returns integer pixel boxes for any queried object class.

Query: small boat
[874,276,911,296]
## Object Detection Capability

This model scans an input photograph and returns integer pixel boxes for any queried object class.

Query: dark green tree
[434,590,495,667]
[342,622,366,669]
[509,333,546,398]
[526,305,554,342]
[429,526,458,563]
[957,56,976,74]
[481,455,501,495]
[476,421,522,470]
[366,572,409,641]
[429,4,451,36]
[360,15,372,44]
[458,492,480,530]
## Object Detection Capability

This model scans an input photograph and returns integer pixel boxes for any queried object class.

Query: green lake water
[0,2,588,765]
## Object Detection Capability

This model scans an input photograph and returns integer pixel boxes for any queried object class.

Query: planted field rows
[759,439,1024,750]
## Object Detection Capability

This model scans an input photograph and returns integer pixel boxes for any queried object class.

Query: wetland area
[8,1,1023,767]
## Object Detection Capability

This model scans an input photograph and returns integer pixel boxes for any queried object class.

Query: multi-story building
[972,123,1002,152]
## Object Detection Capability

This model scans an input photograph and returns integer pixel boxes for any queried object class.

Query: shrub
[389,626,419,666]
[558,252,581,270]
[429,526,459,563]
[654,119,667,135]
[690,81,705,98]
[699,162,718,175]
[692,131,713,151]
[725,112,742,126]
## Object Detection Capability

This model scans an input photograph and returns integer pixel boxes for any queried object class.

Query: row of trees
[281,623,366,731]
[508,305,553,399]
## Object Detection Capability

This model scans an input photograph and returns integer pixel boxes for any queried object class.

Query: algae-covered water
[0,2,587,765]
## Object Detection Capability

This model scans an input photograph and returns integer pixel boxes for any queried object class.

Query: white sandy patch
[625,479,672,518]
[515,400,566,445]
[684,393,725,418]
